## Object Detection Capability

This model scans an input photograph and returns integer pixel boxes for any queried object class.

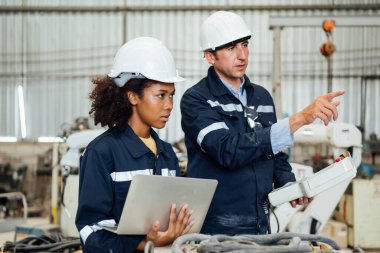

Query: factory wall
[1,0,379,143]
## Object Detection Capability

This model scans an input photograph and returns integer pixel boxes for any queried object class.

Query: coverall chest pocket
[215,109,245,130]
[257,113,276,128]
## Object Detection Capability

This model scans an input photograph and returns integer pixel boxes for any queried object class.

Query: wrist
[289,113,306,134]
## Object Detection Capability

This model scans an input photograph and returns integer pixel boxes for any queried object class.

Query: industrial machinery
[269,153,356,207]
[293,122,362,167]
[270,122,362,234]
[0,192,27,233]
[59,128,105,237]
[58,122,361,238]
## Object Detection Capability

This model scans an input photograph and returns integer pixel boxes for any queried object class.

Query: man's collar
[220,77,246,95]
[207,66,252,96]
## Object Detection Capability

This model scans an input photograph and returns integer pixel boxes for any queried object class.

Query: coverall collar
[206,66,253,97]
[121,125,169,159]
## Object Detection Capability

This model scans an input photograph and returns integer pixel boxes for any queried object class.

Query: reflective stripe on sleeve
[80,225,102,244]
[161,168,176,176]
[257,105,274,113]
[197,122,229,147]
[110,169,153,182]
[207,100,243,112]
[97,219,116,227]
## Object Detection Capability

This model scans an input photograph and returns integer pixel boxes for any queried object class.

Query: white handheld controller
[268,154,356,207]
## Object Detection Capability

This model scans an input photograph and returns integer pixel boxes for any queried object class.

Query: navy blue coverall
[180,67,295,235]
[75,126,179,253]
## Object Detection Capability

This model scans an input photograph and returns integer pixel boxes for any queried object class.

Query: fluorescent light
[0,136,18,142]
[38,137,64,143]
[17,85,27,139]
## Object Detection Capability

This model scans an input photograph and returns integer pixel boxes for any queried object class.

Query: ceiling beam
[270,16,380,28]
[0,4,380,13]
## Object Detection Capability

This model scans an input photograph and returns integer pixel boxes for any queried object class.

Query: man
[180,11,344,235]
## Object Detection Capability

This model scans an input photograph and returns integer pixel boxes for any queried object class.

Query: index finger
[323,90,345,100]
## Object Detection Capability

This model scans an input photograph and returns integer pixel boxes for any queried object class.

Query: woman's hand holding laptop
[137,203,194,249]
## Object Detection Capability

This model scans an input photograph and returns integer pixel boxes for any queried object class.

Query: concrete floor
[1,152,379,252]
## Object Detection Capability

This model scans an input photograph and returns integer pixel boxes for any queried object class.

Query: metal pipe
[273,26,282,119]
[2,73,380,79]
[1,4,379,13]
[360,77,367,135]
[327,57,333,93]
[122,0,128,43]
[51,142,59,224]
[270,16,380,28]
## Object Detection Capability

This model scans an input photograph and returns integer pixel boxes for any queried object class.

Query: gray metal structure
[269,16,380,128]
[1,1,379,142]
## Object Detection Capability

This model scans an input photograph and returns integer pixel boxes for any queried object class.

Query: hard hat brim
[202,34,252,52]
[146,75,186,83]
[108,72,186,83]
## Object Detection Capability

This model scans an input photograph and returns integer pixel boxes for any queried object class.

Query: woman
[75,37,193,253]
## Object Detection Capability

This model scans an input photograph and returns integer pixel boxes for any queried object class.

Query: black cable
[263,199,271,234]
[265,199,281,234]
[310,218,320,247]
[271,206,281,234]
[2,233,81,252]
[60,173,68,207]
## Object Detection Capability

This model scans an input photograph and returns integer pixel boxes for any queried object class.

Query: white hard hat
[108,37,185,85]
[200,11,252,51]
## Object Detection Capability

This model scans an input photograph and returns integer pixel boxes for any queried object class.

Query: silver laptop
[98,174,217,235]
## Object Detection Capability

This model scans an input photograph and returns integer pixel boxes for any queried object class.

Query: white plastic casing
[268,156,357,207]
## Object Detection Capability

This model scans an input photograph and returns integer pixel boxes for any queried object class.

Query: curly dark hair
[89,75,154,132]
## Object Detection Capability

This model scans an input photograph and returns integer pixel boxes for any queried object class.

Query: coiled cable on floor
[2,233,81,252]
[171,232,342,253]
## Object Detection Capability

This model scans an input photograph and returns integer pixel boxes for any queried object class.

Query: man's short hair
[205,36,251,52]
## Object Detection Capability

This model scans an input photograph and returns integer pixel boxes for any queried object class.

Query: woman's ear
[127,91,139,106]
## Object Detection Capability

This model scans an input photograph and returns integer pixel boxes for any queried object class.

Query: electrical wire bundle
[2,233,81,252]
[170,232,343,253]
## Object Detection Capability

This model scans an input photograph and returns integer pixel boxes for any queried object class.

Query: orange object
[323,20,335,32]
[320,41,336,57]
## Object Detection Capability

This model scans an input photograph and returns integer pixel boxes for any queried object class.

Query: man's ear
[127,91,139,106]
[204,51,216,65]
